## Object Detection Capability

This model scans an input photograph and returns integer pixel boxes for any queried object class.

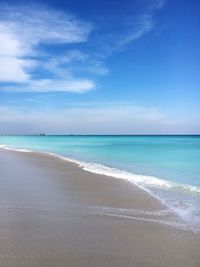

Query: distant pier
[0,134,46,136]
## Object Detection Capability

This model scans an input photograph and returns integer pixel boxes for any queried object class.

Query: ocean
[0,135,200,230]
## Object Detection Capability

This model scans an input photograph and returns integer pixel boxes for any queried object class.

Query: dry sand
[0,149,200,267]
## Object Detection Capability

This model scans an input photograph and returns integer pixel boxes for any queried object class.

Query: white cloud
[26,79,95,93]
[125,0,166,45]
[101,0,166,55]
[3,7,92,46]
[0,57,29,82]
[0,55,37,83]
[0,25,24,57]
[116,14,154,49]
[0,4,94,92]
[0,1,166,93]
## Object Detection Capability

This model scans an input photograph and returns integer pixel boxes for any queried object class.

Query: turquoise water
[0,135,200,229]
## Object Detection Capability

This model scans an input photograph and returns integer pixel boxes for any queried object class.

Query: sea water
[0,135,200,230]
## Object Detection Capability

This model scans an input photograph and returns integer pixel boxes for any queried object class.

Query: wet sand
[0,149,200,267]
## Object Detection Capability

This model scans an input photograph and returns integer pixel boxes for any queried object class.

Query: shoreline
[0,149,200,266]
[1,144,200,230]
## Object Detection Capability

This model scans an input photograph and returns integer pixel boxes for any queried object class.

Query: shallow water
[0,135,200,230]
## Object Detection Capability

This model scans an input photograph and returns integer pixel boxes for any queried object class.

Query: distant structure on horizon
[0,133,46,136]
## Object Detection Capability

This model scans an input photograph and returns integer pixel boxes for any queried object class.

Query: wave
[0,144,32,153]
[1,143,200,194]
[48,152,200,195]
[1,143,200,232]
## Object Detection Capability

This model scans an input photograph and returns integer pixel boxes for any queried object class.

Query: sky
[0,0,199,134]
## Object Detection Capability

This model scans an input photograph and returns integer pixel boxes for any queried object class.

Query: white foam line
[48,152,200,193]
[1,144,200,194]
[81,204,188,230]
[88,205,170,217]
[0,144,32,153]
[89,211,188,230]
[1,143,200,233]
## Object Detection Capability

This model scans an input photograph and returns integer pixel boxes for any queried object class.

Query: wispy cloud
[0,102,167,133]
[1,101,195,134]
[0,4,94,92]
[3,79,95,93]
[99,0,166,56]
[122,0,167,45]
[0,1,166,93]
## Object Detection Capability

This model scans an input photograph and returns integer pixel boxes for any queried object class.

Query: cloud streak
[1,102,196,135]
[0,103,166,133]
[99,0,166,56]
[3,79,95,93]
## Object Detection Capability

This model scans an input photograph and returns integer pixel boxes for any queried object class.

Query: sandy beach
[0,149,200,267]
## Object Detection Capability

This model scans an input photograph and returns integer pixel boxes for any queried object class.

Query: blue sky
[0,0,199,134]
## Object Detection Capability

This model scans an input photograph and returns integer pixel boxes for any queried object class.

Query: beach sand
[0,149,200,267]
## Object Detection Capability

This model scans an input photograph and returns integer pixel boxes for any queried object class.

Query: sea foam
[1,144,200,231]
